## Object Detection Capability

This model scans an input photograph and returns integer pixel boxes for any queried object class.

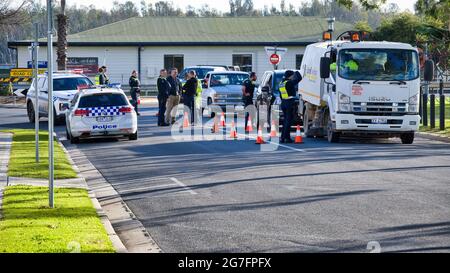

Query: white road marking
[170,177,198,195]
[119,183,179,194]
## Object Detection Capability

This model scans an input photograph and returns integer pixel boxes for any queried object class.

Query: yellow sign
[10,68,46,78]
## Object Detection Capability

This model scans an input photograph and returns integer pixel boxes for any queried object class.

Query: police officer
[194,71,203,123]
[182,70,198,124]
[242,72,257,130]
[96,66,110,85]
[129,70,140,115]
[279,70,302,143]
[157,69,170,126]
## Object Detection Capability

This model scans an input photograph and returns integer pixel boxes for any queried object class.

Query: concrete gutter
[418,132,450,143]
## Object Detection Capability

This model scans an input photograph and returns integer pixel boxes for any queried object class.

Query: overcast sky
[38,0,417,13]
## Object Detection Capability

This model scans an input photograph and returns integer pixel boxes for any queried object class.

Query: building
[8,16,351,85]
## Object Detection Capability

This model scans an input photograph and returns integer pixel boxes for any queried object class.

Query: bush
[0,84,10,96]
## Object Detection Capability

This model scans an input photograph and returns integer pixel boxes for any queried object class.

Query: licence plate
[96,116,113,122]
[372,118,387,124]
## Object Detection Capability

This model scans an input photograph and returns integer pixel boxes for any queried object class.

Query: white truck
[298,36,434,144]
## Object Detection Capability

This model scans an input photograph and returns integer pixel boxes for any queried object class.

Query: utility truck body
[298,39,426,144]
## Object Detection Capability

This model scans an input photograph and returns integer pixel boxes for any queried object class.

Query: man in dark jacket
[242,72,257,131]
[157,69,170,126]
[129,70,140,115]
[165,68,182,124]
[182,70,198,124]
[279,70,302,143]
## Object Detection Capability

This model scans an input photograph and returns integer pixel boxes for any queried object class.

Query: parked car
[201,71,250,116]
[256,70,302,130]
[26,71,94,125]
[65,88,138,143]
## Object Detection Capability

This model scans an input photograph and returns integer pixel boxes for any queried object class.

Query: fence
[420,80,450,132]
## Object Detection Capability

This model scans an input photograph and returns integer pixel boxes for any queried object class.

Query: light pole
[327,17,335,41]
[33,23,39,163]
[47,0,54,208]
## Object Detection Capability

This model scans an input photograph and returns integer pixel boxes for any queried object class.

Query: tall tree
[57,0,68,71]
[0,0,29,30]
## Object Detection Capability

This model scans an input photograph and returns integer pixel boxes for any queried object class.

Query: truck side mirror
[423,60,434,82]
[320,57,331,79]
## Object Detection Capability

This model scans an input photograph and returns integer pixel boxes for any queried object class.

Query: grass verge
[1,129,77,179]
[0,185,115,253]
[420,98,450,137]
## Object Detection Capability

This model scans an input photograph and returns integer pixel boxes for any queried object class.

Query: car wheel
[129,131,138,141]
[27,101,36,123]
[70,133,80,144]
[400,132,414,144]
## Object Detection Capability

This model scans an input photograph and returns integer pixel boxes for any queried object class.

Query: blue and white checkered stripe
[84,106,126,117]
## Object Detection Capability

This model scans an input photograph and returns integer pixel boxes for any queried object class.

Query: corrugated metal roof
[9,16,352,46]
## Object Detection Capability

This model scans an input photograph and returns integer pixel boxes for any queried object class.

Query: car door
[38,78,49,115]
[201,73,212,107]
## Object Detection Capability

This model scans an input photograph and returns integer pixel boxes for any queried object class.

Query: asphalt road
[1,105,449,253]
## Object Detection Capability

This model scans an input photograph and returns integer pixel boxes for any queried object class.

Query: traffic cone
[270,120,277,138]
[211,116,219,133]
[219,112,226,127]
[183,112,190,128]
[295,125,303,144]
[245,115,253,132]
[230,121,237,139]
[255,126,265,144]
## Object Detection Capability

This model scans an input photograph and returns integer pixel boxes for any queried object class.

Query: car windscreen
[210,73,249,87]
[338,49,419,81]
[196,68,214,79]
[53,77,93,91]
[78,93,128,108]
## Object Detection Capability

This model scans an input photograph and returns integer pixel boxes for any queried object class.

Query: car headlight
[338,93,351,111]
[408,94,419,113]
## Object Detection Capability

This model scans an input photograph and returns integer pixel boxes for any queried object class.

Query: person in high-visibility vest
[195,74,203,122]
[279,70,302,143]
[95,66,110,85]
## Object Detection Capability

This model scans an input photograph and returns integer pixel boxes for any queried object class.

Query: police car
[65,88,138,143]
[27,71,94,125]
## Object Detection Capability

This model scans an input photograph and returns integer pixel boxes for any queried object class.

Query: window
[78,93,128,108]
[164,55,184,72]
[296,54,304,70]
[53,77,93,91]
[233,54,252,72]
[209,73,249,87]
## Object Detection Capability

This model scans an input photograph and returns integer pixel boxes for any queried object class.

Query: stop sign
[269,54,280,65]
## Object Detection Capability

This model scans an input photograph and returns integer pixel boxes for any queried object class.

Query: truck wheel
[27,101,35,123]
[327,116,340,143]
[303,105,313,138]
[400,133,414,144]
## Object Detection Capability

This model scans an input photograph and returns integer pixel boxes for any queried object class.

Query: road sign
[264,46,288,58]
[270,54,280,65]
[27,61,48,69]
[10,68,46,77]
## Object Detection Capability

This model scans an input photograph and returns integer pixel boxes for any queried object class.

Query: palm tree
[56,0,67,71]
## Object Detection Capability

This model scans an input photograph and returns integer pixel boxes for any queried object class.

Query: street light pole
[34,23,39,163]
[47,0,54,208]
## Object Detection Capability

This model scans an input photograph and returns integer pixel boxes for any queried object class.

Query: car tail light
[119,107,133,113]
[74,109,90,116]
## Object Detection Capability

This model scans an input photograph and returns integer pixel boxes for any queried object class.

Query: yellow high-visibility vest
[95,74,100,85]
[279,80,289,99]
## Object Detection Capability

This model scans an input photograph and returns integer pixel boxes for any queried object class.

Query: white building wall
[16,45,305,85]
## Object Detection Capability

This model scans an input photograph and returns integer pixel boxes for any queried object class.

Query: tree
[336,0,387,10]
[0,0,29,30]
[354,20,372,32]
[374,12,421,44]
[57,0,68,71]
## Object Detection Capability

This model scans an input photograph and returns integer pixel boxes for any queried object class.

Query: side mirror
[320,57,331,79]
[423,60,434,82]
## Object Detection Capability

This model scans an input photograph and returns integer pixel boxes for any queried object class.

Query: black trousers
[281,98,295,141]
[131,89,140,114]
[158,95,167,125]
[183,95,195,123]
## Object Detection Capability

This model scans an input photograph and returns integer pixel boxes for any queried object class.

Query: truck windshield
[210,74,249,87]
[338,49,419,81]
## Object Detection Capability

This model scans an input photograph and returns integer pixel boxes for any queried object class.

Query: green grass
[420,97,450,137]
[0,185,115,253]
[1,129,77,179]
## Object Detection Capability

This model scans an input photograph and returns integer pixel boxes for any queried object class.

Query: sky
[36,0,417,13]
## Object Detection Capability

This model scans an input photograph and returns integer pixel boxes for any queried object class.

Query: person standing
[97,65,110,85]
[129,70,141,115]
[165,68,182,125]
[157,69,170,126]
[182,70,198,124]
[279,70,302,143]
[194,72,203,123]
[242,72,257,130]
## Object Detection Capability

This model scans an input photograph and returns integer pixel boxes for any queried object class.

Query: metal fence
[420,80,449,131]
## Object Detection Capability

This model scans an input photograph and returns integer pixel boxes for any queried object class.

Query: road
[1,105,449,253]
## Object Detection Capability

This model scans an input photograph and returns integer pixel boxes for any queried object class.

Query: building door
[233,54,252,72]
[164,55,184,72]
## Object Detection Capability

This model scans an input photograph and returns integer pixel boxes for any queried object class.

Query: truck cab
[299,37,427,144]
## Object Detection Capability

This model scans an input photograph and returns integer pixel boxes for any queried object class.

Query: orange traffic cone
[295,125,303,144]
[220,112,226,127]
[255,126,265,144]
[246,115,253,132]
[270,120,277,138]
[211,116,219,133]
[230,121,238,139]
[183,112,190,128]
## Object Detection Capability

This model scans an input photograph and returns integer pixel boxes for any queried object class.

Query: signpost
[47,0,54,208]
[33,23,40,163]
